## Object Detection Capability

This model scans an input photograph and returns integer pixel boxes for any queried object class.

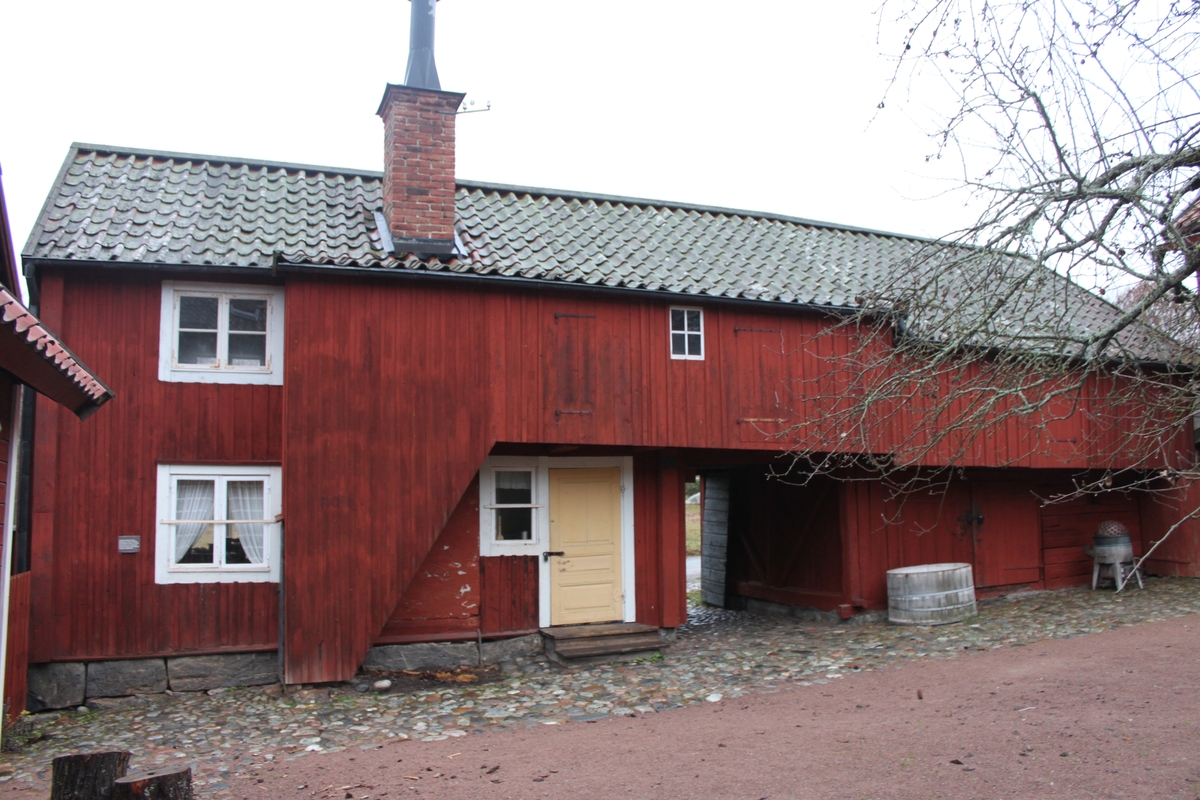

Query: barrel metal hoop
[892,587,972,600]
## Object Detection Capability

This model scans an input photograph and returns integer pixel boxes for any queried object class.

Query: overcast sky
[0,0,976,266]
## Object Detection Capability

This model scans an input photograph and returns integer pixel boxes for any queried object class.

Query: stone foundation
[27,651,280,711]
[26,634,549,712]
[362,634,545,672]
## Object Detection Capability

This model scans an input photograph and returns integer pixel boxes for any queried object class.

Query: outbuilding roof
[22,143,1185,364]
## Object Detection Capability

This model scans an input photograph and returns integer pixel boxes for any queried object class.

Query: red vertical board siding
[375,478,482,643]
[282,278,491,683]
[1139,480,1200,577]
[633,454,662,628]
[479,557,539,636]
[4,572,30,720]
[726,473,844,610]
[657,458,686,628]
[29,271,281,662]
[972,481,1042,588]
[37,266,1191,683]
[1040,489,1144,589]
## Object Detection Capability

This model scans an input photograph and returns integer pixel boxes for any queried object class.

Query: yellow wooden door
[548,467,624,626]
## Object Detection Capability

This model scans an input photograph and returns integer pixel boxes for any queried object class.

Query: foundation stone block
[167,652,278,692]
[363,641,478,671]
[480,634,543,663]
[86,659,167,698]
[27,662,86,711]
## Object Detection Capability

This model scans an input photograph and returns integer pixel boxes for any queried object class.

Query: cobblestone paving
[4,577,1200,796]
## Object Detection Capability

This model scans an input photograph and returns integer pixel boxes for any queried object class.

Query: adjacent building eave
[0,288,113,419]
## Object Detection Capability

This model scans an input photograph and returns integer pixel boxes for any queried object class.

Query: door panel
[549,467,623,625]
[972,482,1042,587]
[885,482,975,569]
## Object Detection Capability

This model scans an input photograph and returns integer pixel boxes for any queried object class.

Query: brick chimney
[377,85,465,251]
[375,0,463,254]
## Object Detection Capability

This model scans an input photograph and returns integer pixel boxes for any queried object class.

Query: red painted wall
[29,272,281,663]
[1040,490,1143,589]
[1138,479,1200,577]
[376,478,482,644]
[4,572,29,721]
[32,267,1191,681]
[726,472,844,609]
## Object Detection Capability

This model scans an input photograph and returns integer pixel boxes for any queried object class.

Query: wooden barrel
[887,563,976,625]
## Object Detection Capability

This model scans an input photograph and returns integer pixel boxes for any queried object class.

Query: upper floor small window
[159,281,284,385]
[670,307,703,360]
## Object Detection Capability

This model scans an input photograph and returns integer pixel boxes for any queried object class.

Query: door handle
[542,551,565,562]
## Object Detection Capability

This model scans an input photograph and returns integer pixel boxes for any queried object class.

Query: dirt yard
[152,614,1200,799]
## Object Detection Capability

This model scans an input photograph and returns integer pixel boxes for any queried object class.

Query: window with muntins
[670,307,703,359]
[493,470,536,541]
[155,464,282,584]
[159,282,284,384]
[479,459,542,556]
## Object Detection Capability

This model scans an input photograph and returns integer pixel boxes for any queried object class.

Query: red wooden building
[0,166,111,720]
[15,13,1200,697]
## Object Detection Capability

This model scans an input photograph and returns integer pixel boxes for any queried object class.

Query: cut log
[111,766,192,800]
[50,751,131,800]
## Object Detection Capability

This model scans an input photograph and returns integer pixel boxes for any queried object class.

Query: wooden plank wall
[726,471,843,609]
[1138,479,1200,576]
[700,474,730,607]
[4,571,29,721]
[30,272,281,663]
[842,474,1053,607]
[375,478,482,644]
[34,268,1196,683]
[479,557,539,636]
[1040,492,1143,590]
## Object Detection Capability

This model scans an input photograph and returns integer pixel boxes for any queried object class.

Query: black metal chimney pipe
[405,0,441,91]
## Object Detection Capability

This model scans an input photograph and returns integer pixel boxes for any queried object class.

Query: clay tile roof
[22,143,1189,364]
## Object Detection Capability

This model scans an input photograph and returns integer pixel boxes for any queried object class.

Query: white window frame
[479,457,542,557]
[478,456,636,627]
[669,306,704,360]
[159,281,285,385]
[154,463,282,584]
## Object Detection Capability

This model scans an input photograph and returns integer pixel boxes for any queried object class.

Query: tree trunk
[50,751,131,800]
[111,766,192,800]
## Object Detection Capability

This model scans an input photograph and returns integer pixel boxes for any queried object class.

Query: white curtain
[175,480,214,562]
[496,471,531,492]
[228,480,265,564]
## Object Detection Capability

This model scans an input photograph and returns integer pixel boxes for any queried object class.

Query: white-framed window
[479,457,541,556]
[159,281,285,385]
[154,464,282,584]
[670,307,703,360]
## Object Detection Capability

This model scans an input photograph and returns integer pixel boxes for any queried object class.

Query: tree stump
[50,751,131,800]
[111,766,192,800]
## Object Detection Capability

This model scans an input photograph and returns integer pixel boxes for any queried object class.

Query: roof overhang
[0,288,112,419]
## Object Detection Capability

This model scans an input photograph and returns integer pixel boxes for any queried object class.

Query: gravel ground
[2,577,1199,798]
